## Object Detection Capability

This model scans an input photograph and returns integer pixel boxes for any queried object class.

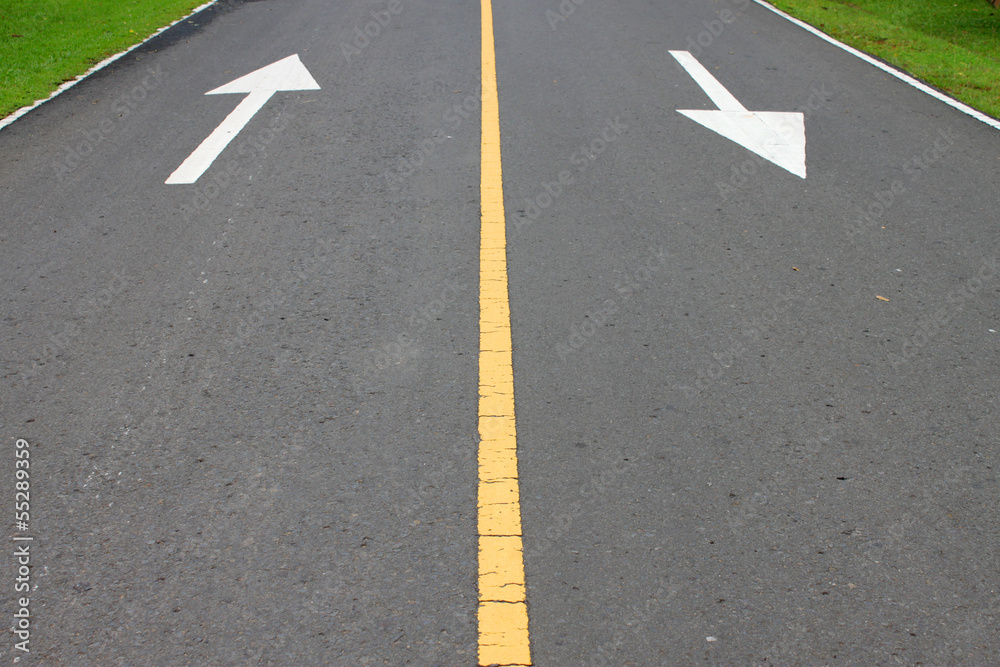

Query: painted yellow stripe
[478,0,531,665]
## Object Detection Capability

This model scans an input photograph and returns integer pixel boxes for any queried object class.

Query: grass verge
[768,0,1000,120]
[0,0,210,119]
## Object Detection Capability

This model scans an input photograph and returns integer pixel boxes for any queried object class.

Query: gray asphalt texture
[1,0,999,664]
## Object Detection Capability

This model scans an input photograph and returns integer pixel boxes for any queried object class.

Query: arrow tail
[166,89,274,185]
[669,50,746,112]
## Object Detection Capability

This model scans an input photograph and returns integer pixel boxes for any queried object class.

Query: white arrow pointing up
[166,54,320,185]
[670,50,806,179]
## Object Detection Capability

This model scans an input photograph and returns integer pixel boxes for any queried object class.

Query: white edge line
[750,0,1000,132]
[0,0,221,133]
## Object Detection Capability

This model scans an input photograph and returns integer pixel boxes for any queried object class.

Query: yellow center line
[478,0,531,665]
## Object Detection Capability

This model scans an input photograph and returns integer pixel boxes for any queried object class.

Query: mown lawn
[770,0,1000,120]
[1,0,208,118]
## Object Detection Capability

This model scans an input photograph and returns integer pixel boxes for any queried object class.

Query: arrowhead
[678,109,806,178]
[206,54,321,95]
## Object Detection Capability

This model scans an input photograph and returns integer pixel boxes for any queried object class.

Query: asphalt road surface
[2,0,999,664]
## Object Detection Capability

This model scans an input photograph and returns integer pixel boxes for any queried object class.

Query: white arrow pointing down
[166,54,320,185]
[670,50,806,178]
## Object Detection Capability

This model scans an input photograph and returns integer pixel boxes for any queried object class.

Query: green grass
[769,0,1000,120]
[0,0,208,118]
[3,1,999,123]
